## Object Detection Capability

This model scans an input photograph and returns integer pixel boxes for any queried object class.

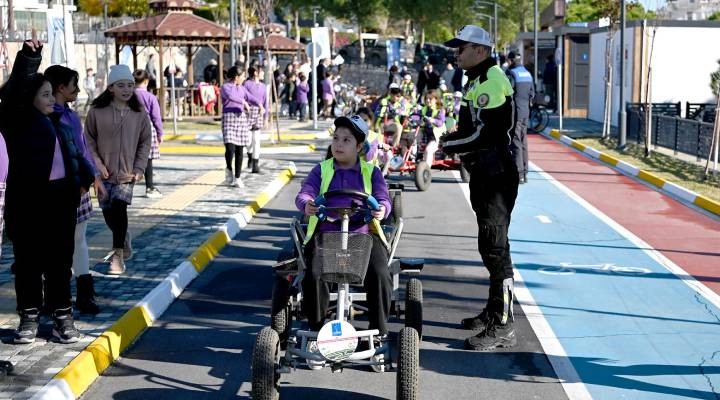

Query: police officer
[440,25,518,351]
[506,51,535,184]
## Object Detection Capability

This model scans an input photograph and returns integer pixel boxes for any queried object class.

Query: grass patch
[575,138,720,203]
[174,120,221,132]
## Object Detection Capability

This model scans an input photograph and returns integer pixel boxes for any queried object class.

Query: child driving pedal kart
[295,115,393,337]
[419,90,447,168]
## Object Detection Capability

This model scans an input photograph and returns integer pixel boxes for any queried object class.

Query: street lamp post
[475,1,502,44]
[230,0,237,66]
[619,0,627,148]
[103,0,108,77]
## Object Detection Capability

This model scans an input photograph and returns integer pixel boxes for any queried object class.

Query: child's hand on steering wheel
[304,200,319,217]
[371,205,385,221]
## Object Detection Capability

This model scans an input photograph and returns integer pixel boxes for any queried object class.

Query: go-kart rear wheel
[396,327,419,400]
[251,327,281,400]
[271,275,292,349]
[414,162,432,191]
[460,163,470,183]
[405,278,423,339]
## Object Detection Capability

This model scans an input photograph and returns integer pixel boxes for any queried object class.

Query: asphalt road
[81,151,566,400]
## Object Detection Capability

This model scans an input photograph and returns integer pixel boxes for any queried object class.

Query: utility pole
[618,0,627,148]
[493,2,498,46]
[230,0,237,66]
[533,0,538,86]
[7,0,13,39]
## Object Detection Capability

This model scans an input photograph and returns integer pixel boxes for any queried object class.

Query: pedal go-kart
[251,189,423,400]
[382,111,469,191]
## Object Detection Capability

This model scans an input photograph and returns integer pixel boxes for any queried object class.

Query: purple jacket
[296,81,310,104]
[53,103,97,176]
[243,80,268,115]
[221,82,250,114]
[321,78,334,99]
[135,88,165,140]
[0,132,7,183]
[296,158,391,234]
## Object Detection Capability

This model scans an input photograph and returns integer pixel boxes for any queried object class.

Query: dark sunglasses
[458,45,475,55]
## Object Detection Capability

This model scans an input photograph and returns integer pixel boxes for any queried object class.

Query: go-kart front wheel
[405,278,423,339]
[396,327,419,400]
[414,162,432,191]
[251,327,280,400]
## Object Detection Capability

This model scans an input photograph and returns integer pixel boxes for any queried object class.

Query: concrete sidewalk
[0,151,295,399]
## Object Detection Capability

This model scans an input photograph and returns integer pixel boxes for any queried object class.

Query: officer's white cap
[444,25,493,48]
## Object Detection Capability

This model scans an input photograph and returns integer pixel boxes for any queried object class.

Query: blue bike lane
[496,163,720,400]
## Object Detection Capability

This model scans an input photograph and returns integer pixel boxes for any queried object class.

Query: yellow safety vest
[421,105,446,141]
[304,158,388,247]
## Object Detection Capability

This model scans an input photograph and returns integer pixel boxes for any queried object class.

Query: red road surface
[529,133,720,293]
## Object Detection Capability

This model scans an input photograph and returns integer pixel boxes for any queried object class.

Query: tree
[77,0,148,18]
[711,59,720,96]
[322,0,386,62]
[709,11,720,20]
[566,0,654,23]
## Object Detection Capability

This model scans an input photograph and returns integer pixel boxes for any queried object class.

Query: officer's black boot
[460,308,491,330]
[75,274,100,315]
[464,278,516,351]
[252,158,260,173]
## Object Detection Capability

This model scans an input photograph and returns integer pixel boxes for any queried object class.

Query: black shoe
[0,360,13,377]
[247,153,253,169]
[52,308,81,344]
[75,275,100,315]
[251,159,260,173]
[14,308,40,344]
[464,320,517,351]
[460,309,491,330]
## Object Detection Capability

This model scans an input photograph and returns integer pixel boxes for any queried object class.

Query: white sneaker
[146,187,163,198]
[223,168,233,185]
[231,177,244,188]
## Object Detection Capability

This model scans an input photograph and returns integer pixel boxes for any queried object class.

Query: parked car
[338,37,454,68]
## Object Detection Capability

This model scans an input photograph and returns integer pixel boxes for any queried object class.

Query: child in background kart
[295,115,393,337]
[374,87,407,148]
[420,90,446,168]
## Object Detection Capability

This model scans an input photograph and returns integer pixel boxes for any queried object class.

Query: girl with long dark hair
[0,39,94,344]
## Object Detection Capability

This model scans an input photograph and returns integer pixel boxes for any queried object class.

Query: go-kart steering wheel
[313,189,381,224]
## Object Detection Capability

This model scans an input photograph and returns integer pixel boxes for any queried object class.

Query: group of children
[0,39,164,345]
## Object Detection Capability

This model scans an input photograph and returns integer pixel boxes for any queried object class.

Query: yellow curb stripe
[598,153,620,166]
[550,129,562,139]
[637,170,666,188]
[56,306,152,396]
[189,230,231,272]
[570,141,587,151]
[694,195,720,216]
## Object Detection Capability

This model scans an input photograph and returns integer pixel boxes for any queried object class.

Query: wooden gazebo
[104,0,229,116]
[242,34,305,55]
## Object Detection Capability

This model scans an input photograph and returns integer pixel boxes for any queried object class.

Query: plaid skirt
[222,111,251,146]
[149,122,160,160]
[76,191,93,224]
[247,105,263,131]
[99,181,134,210]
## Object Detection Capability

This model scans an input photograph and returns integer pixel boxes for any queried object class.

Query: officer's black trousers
[511,118,529,179]
[469,164,519,323]
[302,234,392,335]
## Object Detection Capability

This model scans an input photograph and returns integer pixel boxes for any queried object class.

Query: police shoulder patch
[477,93,490,107]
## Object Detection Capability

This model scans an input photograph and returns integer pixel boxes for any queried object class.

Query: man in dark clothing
[203,59,219,83]
[416,62,440,99]
[543,54,558,111]
[506,51,535,184]
[440,25,519,351]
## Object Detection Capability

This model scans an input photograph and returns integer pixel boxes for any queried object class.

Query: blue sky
[638,0,666,10]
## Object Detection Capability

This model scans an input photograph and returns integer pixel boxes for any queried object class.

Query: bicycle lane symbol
[538,262,653,276]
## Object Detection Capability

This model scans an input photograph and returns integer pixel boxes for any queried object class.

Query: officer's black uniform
[441,55,519,350]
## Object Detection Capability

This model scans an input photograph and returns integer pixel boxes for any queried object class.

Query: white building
[661,0,720,20]
[1,0,76,67]
[588,20,720,126]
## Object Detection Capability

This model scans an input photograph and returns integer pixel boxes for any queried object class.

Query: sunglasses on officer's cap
[334,115,369,143]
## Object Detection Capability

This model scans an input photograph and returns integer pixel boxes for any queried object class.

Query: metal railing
[626,104,715,161]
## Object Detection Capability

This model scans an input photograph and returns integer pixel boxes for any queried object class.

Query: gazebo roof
[243,35,305,52]
[105,11,229,44]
